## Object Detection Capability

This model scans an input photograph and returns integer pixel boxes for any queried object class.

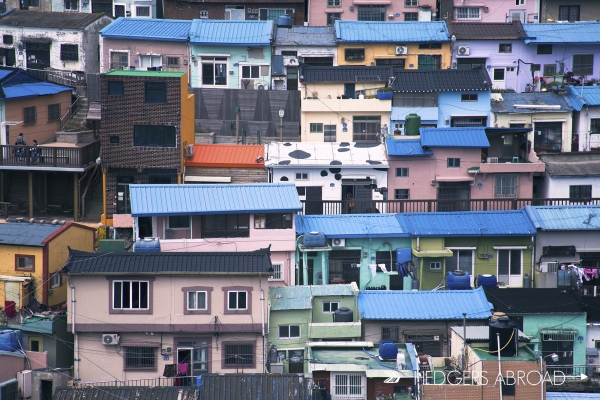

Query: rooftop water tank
[489,316,518,357]
[446,270,471,290]
[134,237,161,252]
[0,329,22,352]
[333,307,353,322]
[277,14,292,28]
[379,341,399,360]
[303,231,326,248]
[476,274,497,289]
[404,114,421,136]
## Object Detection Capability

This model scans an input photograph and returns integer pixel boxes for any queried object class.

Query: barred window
[125,346,156,369]
[224,343,254,366]
[382,326,400,341]
[60,44,78,61]
[573,54,593,76]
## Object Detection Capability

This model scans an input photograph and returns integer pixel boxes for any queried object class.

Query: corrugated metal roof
[269,284,356,310]
[0,222,63,246]
[335,20,450,43]
[53,387,200,400]
[420,127,490,148]
[547,393,600,400]
[0,68,72,100]
[295,214,408,238]
[385,138,433,157]
[189,20,273,46]
[391,107,438,122]
[524,205,600,231]
[129,183,302,217]
[491,92,573,113]
[185,144,264,168]
[99,17,191,41]
[264,142,389,168]
[397,210,536,236]
[566,85,600,111]
[274,26,336,46]
[450,325,529,342]
[523,22,600,44]
[358,286,492,320]
[0,9,109,29]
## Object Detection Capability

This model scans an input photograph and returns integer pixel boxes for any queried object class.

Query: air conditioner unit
[17,370,32,399]
[102,333,120,345]
[283,58,298,66]
[486,157,498,163]
[458,46,470,56]
[395,46,408,56]
[187,144,194,156]
[255,82,269,90]
[540,262,559,273]
[331,238,345,247]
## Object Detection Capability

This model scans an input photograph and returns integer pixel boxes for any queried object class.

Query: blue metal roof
[334,20,450,43]
[269,284,356,311]
[0,222,63,246]
[358,286,492,320]
[397,210,536,236]
[129,183,302,217]
[566,86,600,111]
[420,127,490,148]
[547,394,600,400]
[0,69,71,100]
[391,107,439,122]
[189,20,273,46]
[99,17,191,42]
[524,205,600,231]
[523,22,600,44]
[295,214,408,238]
[385,138,433,157]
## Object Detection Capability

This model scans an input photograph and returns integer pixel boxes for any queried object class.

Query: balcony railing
[299,198,600,215]
[0,142,100,169]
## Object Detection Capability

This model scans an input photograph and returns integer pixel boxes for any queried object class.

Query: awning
[0,275,32,282]
[22,37,52,44]
[412,249,453,258]
[365,369,413,378]
[184,176,231,183]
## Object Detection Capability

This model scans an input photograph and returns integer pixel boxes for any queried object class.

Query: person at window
[14,132,26,161]
[31,140,42,162]
[345,192,355,214]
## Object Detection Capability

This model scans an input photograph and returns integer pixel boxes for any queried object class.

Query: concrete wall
[100,38,189,73]
[540,175,600,199]
[31,368,71,400]
[0,354,25,382]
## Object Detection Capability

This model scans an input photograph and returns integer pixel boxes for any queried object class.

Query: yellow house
[0,221,96,311]
[334,20,451,69]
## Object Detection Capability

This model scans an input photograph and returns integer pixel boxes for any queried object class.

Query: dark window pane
[238,291,247,309]
[108,81,124,96]
[145,81,167,103]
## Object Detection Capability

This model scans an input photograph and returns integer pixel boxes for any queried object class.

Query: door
[26,43,51,70]
[298,259,314,285]
[509,10,526,22]
[40,380,53,400]
[497,249,522,287]
[114,4,125,17]
[342,180,376,214]
[437,182,471,211]
[344,83,355,99]
[304,186,323,215]
[286,66,298,90]
[5,281,20,308]
[116,176,133,214]
[492,68,506,89]
[329,250,361,287]
[177,341,208,377]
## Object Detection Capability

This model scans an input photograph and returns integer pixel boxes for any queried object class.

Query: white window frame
[228,290,248,310]
[310,123,324,133]
[455,7,481,20]
[405,0,418,6]
[200,56,228,87]
[109,51,129,71]
[295,172,308,181]
[322,301,340,313]
[139,54,162,69]
[133,5,152,17]
[430,261,441,270]
[278,324,301,339]
[51,273,61,288]
[268,262,283,281]
[187,290,207,310]
[199,10,209,18]
[113,280,150,310]
[515,0,525,5]
[332,373,366,398]
[395,167,409,177]
[495,174,517,198]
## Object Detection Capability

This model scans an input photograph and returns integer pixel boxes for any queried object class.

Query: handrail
[80,162,101,219]
[60,95,80,130]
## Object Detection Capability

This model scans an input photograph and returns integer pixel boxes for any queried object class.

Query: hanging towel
[378,264,388,273]
[368,264,377,277]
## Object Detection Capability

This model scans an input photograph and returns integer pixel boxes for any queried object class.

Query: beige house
[63,248,273,382]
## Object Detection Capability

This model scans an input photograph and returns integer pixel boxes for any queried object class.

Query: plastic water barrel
[476,274,497,289]
[523,274,532,288]
[303,231,326,248]
[333,307,353,322]
[379,341,399,360]
[134,237,161,252]
[446,270,471,290]
[489,316,518,357]
[276,14,292,28]
[404,114,421,135]
[0,330,19,352]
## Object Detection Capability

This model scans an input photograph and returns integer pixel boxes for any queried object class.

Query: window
[326,12,341,25]
[133,125,176,147]
[15,255,34,271]
[125,346,156,369]
[324,125,336,142]
[199,10,208,18]
[228,291,247,310]
[542,246,576,257]
[64,0,78,10]
[515,0,524,4]
[559,5,579,22]
[353,116,380,141]
[451,116,486,126]
[310,123,323,133]
[202,214,249,238]
[499,44,512,54]
[109,136,120,144]
[493,68,505,81]
[543,64,557,76]
[591,119,600,134]
[455,7,480,20]
[110,51,128,70]
[108,81,124,96]
[145,82,167,103]
[48,104,60,121]
[395,168,409,177]
[498,249,521,282]
[24,106,36,125]
[258,8,294,21]
[322,301,339,313]
[242,65,260,79]
[357,5,385,21]
[167,57,180,67]
[531,64,540,72]
[139,55,162,69]
[404,12,418,21]
[187,291,207,310]
[328,0,341,6]
[288,350,304,373]
[345,48,365,61]
[461,94,478,102]
[295,172,308,180]
[201,57,227,86]
[50,272,61,288]
[136,6,150,16]
[405,332,443,356]
[419,43,442,49]
[382,326,400,341]
[501,377,516,396]
[269,263,283,281]
[447,158,460,168]
[182,286,212,315]
[254,213,293,229]
[224,343,254,367]
[279,324,301,339]
[495,175,517,198]
[405,0,417,6]
[430,261,441,270]
[169,215,190,228]
[534,121,562,152]
[570,185,592,199]
[418,54,441,70]
[3,48,15,67]
[573,54,593,76]
[446,249,473,275]
[537,44,552,55]
[92,0,111,15]
[333,374,364,397]
[113,280,149,309]
[3,35,13,44]
[395,189,409,199]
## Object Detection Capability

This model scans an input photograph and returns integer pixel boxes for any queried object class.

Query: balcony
[478,155,544,174]
[301,98,391,113]
[0,141,100,171]
[308,321,362,340]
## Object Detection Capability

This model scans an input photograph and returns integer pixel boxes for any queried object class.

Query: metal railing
[546,364,600,378]
[80,162,101,219]
[24,67,86,87]
[60,95,81,130]
[0,141,100,169]
[299,198,600,215]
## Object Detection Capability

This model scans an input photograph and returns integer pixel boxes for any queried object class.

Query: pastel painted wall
[541,175,600,199]
[451,0,537,23]
[309,4,435,26]
[0,245,43,308]
[438,91,491,127]
[571,108,600,151]
[337,43,451,69]
[587,325,600,359]
[100,38,189,73]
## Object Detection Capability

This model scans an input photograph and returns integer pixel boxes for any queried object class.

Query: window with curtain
[418,55,441,70]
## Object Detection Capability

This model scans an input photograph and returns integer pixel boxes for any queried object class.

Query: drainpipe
[69,277,79,381]
[530,236,535,288]
[497,333,503,400]
[259,273,266,372]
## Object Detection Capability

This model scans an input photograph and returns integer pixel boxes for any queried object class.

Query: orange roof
[185,144,265,168]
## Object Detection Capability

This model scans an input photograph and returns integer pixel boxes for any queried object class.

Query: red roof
[185,144,265,168]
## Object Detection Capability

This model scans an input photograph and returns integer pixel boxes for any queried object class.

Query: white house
[566,86,600,152]
[539,152,600,199]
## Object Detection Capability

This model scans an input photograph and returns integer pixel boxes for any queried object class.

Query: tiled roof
[185,144,264,168]
[264,142,389,168]
[295,214,408,238]
[420,127,490,148]
[358,286,492,320]
[269,284,356,311]
[524,205,600,231]
[491,92,573,113]
[0,222,63,246]
[300,65,391,83]
[189,20,273,46]
[447,21,526,39]
[566,86,600,111]
[391,68,492,92]
[0,68,72,100]
[0,9,109,29]
[540,153,600,177]
[99,17,191,42]
[397,210,536,236]
[385,138,433,157]
[129,183,302,217]
[485,288,585,314]
[274,26,336,46]
[335,20,450,43]
[523,22,600,44]
[63,248,272,275]
[53,387,200,400]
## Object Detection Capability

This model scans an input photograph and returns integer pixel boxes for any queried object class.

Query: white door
[5,281,20,307]
[492,68,506,89]
[497,249,522,287]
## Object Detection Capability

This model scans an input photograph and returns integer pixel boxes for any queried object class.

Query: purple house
[446,0,537,23]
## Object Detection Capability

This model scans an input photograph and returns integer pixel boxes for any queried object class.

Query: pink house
[129,183,302,286]
[308,1,435,27]
[63,248,273,382]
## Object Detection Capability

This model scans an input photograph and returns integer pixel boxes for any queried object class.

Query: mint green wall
[268,309,310,350]
[312,296,358,323]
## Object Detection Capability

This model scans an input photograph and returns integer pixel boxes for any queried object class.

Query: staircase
[81,183,104,224]
[62,96,89,132]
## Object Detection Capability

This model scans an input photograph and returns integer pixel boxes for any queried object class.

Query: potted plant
[377,87,393,100]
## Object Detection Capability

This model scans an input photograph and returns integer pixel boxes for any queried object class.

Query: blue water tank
[276,14,293,28]
[396,248,412,263]
[446,270,471,290]
[134,237,161,252]
[0,330,21,352]
[476,274,497,289]
[303,232,326,247]
[379,341,399,360]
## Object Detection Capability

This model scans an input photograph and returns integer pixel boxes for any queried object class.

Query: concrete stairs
[61,97,89,132]
[81,183,104,224]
